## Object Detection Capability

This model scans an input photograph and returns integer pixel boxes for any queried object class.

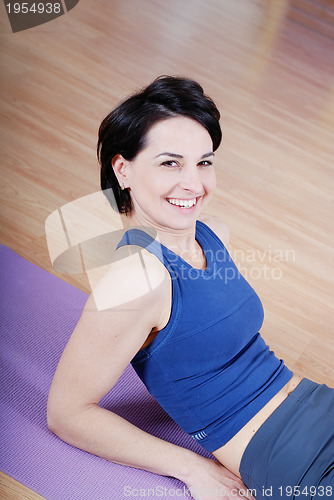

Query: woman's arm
[47,249,251,499]
[47,253,196,480]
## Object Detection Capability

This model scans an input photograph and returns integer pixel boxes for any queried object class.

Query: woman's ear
[112,154,130,189]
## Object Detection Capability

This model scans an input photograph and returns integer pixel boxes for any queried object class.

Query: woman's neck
[123,211,201,259]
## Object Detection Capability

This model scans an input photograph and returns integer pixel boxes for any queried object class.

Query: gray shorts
[239,378,334,500]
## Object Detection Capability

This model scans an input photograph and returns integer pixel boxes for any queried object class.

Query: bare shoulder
[91,244,169,313]
[48,245,171,420]
[199,213,230,247]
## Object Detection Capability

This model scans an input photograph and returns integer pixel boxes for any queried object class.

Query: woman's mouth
[166,196,201,209]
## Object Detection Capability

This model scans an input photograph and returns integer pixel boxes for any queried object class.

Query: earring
[121,183,125,191]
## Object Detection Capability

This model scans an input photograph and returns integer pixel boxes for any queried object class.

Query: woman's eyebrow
[154,152,183,159]
[154,152,214,159]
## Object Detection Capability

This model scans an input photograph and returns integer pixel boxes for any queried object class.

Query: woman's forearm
[48,404,200,484]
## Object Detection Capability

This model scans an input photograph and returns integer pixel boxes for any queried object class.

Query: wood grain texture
[0,0,333,498]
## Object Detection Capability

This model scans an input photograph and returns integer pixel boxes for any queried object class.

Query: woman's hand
[184,456,255,500]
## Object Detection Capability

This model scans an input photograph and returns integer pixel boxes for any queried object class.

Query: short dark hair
[97,75,222,214]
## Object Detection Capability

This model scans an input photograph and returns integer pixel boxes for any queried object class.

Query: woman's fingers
[185,457,255,500]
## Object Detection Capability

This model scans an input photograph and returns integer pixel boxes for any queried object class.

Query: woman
[47,76,334,499]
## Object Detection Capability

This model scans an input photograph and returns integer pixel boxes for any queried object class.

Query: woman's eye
[160,159,213,168]
[161,160,179,167]
[198,160,213,167]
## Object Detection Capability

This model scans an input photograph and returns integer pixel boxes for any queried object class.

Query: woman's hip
[212,374,303,477]
[239,378,334,499]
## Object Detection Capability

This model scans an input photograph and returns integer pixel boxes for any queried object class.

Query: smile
[166,197,200,208]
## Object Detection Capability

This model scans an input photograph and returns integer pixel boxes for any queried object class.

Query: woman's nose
[179,165,202,193]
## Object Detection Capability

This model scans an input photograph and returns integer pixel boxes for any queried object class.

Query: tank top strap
[116,220,227,275]
[116,228,172,270]
[195,219,226,252]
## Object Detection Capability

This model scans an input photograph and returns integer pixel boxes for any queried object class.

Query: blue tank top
[117,220,293,452]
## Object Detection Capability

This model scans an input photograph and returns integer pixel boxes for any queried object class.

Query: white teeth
[167,198,197,208]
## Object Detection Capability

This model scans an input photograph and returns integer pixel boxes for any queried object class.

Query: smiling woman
[47,76,334,500]
[111,117,217,232]
[98,76,221,217]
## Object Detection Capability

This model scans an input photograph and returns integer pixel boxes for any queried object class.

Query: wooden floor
[0,0,333,498]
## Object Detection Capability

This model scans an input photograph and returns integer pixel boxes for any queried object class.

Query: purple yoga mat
[0,245,211,499]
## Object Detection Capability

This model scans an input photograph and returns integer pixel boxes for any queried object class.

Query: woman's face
[124,116,216,231]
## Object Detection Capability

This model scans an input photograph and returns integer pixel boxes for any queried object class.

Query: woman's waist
[212,373,303,478]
